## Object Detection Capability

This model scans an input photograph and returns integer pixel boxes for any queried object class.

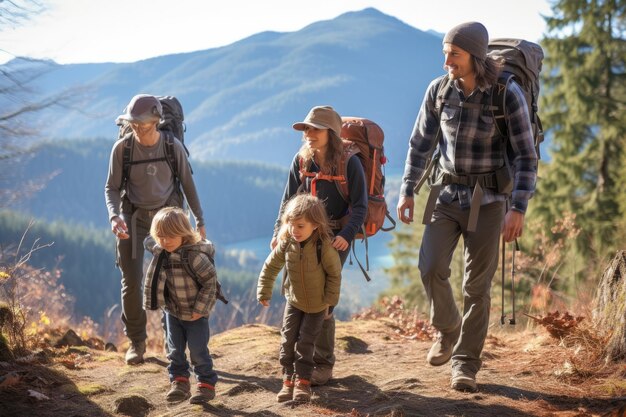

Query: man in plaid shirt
[397,22,537,392]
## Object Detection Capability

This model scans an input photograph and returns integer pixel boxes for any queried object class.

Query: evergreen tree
[536,0,626,258]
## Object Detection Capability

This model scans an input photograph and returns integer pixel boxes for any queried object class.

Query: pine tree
[535,0,626,258]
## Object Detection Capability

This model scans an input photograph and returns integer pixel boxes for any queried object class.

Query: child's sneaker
[292,378,311,402]
[189,382,215,404]
[166,377,191,403]
[276,377,294,402]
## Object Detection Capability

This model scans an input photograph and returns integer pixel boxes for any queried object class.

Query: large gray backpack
[488,38,545,160]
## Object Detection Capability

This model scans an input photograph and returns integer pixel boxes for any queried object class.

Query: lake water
[225,232,396,317]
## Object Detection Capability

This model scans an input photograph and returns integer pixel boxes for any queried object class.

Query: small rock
[54,329,85,348]
[113,395,154,417]
[104,342,117,352]
[337,336,371,354]
[224,381,264,396]
[28,389,50,401]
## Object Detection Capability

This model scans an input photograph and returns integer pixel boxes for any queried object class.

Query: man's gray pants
[117,210,154,344]
[419,200,505,376]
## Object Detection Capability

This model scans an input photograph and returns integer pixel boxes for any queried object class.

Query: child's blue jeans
[166,313,218,386]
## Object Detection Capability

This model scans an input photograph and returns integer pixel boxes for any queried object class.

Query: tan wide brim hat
[292,105,342,137]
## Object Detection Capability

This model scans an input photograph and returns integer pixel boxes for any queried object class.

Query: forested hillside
[0,138,294,322]
[7,139,286,243]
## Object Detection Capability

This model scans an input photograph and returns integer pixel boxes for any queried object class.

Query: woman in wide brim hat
[269,105,368,386]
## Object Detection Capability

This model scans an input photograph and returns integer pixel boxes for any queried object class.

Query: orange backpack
[299,117,396,279]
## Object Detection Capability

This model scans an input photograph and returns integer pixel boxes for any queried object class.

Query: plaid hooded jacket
[143,238,217,320]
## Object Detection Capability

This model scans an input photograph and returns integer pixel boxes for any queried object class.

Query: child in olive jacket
[257,194,341,402]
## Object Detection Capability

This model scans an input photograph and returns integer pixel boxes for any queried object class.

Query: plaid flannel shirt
[143,239,217,320]
[401,75,537,213]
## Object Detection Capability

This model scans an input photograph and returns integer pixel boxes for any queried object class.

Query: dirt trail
[1,319,624,416]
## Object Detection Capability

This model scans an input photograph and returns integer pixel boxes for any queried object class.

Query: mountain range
[7,8,445,171]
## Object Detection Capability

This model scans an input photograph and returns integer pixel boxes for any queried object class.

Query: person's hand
[111,216,129,239]
[324,306,334,320]
[260,299,270,307]
[190,312,204,321]
[197,225,206,240]
[270,236,278,250]
[397,195,414,225]
[332,236,349,251]
[502,210,525,243]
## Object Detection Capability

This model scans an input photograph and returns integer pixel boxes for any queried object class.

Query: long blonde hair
[297,130,344,175]
[277,194,333,243]
[150,207,201,246]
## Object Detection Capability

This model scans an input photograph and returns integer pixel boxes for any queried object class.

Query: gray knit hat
[443,22,489,60]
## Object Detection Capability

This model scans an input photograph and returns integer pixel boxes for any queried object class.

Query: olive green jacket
[257,237,342,314]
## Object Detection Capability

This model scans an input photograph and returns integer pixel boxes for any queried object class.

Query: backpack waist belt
[439,171,498,189]
[422,171,497,233]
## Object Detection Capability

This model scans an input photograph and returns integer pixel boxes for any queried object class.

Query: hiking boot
[125,340,146,365]
[451,371,478,393]
[276,377,294,402]
[166,377,191,403]
[426,324,461,366]
[292,378,312,402]
[311,365,333,386]
[189,382,215,404]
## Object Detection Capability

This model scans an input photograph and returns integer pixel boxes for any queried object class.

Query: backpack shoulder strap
[335,143,359,202]
[492,72,514,138]
[414,76,451,195]
[162,131,180,180]
[120,133,134,190]
[316,238,322,265]
[435,74,453,118]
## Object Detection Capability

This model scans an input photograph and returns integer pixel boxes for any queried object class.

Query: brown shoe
[311,366,333,386]
[166,377,191,403]
[426,324,461,366]
[276,377,294,402]
[451,371,478,393]
[189,382,215,404]
[292,378,312,402]
[125,340,146,365]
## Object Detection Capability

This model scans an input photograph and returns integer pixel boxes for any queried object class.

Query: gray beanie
[443,22,489,60]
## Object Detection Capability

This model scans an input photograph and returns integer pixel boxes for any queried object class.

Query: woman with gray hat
[270,105,367,386]
[104,94,206,365]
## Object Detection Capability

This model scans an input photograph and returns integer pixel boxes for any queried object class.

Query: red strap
[198,382,215,390]
[299,157,346,197]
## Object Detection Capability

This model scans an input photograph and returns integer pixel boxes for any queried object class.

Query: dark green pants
[313,246,349,368]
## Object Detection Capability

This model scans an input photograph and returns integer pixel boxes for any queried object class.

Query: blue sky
[0,0,552,65]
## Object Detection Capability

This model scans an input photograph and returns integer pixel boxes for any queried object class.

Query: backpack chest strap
[299,162,346,197]
[440,97,499,112]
